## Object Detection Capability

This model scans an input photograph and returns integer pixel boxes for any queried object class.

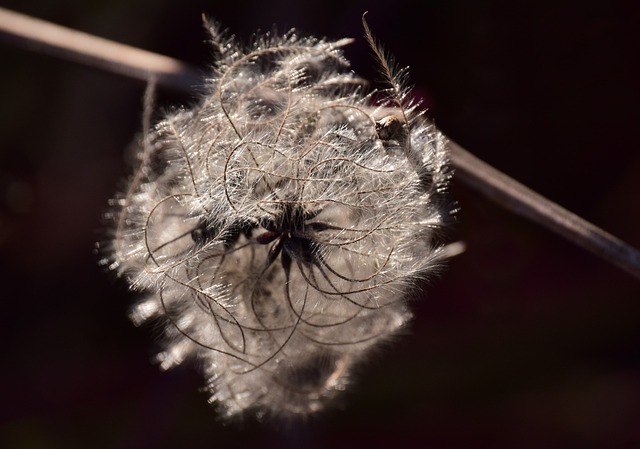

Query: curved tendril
[283,258,371,329]
[240,246,308,374]
[302,256,405,307]
[162,271,248,352]
[167,119,200,196]
[143,193,194,269]
[158,286,257,368]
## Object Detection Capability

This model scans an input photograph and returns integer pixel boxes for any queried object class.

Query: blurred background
[1,0,639,448]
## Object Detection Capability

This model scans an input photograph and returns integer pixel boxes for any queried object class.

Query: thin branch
[0,7,201,91]
[448,142,640,279]
[2,6,639,280]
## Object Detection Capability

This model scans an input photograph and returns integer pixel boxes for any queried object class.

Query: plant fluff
[104,18,451,418]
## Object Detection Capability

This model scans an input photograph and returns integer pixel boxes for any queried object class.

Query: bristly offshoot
[101,15,453,419]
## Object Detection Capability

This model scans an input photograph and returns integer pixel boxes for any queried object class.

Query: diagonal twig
[0,6,201,91]
[2,6,639,280]
[448,142,640,279]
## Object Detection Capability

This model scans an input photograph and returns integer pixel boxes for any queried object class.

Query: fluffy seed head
[103,19,452,419]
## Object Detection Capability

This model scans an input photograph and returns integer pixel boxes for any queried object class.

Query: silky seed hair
[102,16,452,419]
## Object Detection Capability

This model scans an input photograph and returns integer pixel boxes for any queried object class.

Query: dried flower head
[103,17,452,418]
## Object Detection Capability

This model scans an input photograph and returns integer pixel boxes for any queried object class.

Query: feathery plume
[103,17,452,418]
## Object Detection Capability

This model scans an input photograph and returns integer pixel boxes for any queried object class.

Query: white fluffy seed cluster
[104,21,451,418]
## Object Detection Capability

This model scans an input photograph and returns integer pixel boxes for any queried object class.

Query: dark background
[1,1,639,448]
